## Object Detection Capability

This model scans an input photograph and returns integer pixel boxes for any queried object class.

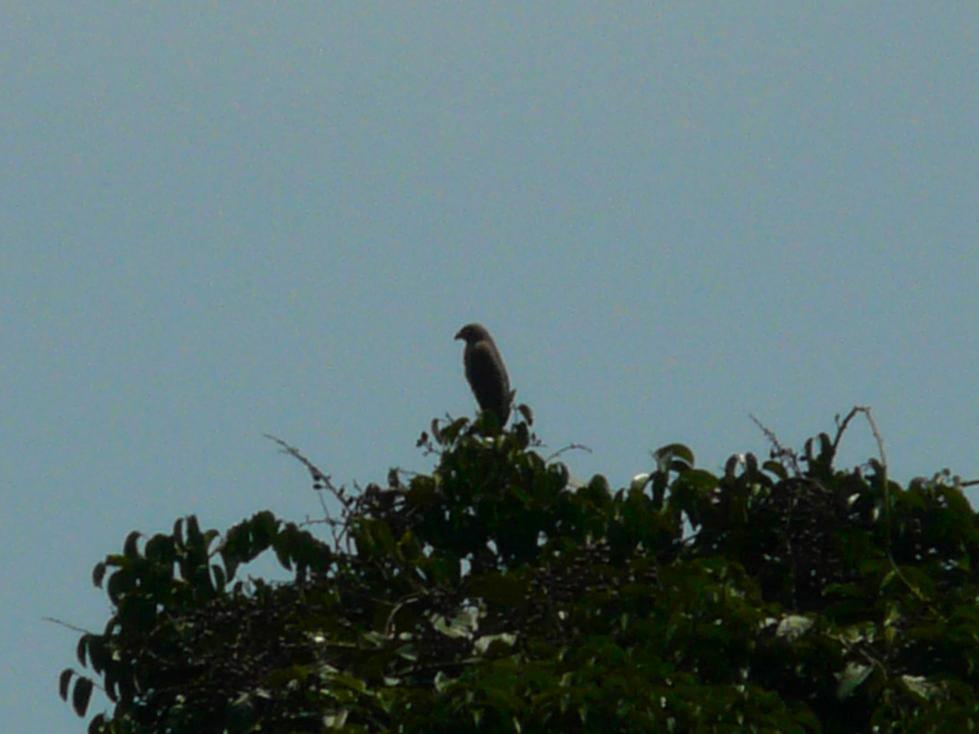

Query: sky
[2,5,976,731]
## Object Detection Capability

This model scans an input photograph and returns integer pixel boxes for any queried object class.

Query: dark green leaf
[72,676,93,717]
[517,404,533,424]
[762,461,788,480]
[653,443,695,471]
[123,531,141,559]
[836,663,872,700]
[75,635,88,667]
[58,669,73,701]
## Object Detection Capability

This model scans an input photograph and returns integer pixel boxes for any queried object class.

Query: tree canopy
[60,407,979,733]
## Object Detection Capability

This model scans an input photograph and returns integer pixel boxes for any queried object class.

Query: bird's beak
[454,329,465,340]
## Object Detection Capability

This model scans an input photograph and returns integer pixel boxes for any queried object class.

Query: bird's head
[454,323,492,344]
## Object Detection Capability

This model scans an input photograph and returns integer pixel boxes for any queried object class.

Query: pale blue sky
[2,5,977,730]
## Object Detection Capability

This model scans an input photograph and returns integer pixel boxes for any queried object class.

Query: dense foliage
[60,408,979,733]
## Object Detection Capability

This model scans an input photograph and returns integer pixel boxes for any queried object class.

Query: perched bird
[455,323,512,426]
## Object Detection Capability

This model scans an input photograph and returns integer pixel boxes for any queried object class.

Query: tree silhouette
[59,407,979,733]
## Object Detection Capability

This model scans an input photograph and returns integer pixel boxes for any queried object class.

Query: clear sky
[2,5,976,730]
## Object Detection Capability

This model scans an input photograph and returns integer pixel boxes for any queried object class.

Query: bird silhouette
[455,323,512,426]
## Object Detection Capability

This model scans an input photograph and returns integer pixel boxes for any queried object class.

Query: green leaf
[123,531,141,559]
[226,691,257,733]
[836,662,872,700]
[432,606,480,639]
[653,443,695,471]
[172,517,184,545]
[186,515,203,547]
[517,403,534,424]
[144,534,175,563]
[75,635,88,667]
[775,615,814,642]
[900,674,940,701]
[210,563,226,592]
[58,669,73,701]
[474,632,517,655]
[71,676,94,717]
[434,670,451,693]
[323,708,350,729]
[762,460,788,480]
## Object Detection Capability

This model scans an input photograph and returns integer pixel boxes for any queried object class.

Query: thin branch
[384,592,427,637]
[860,406,888,469]
[43,617,94,635]
[850,408,930,605]
[750,414,801,476]
[544,443,592,463]
[265,433,348,511]
[265,433,359,550]
[831,407,863,453]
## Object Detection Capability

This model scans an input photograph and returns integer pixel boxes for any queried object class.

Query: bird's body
[455,323,512,426]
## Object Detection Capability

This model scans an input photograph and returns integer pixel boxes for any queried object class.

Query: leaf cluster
[60,411,979,732]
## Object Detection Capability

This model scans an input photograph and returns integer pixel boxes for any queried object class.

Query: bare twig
[831,407,863,453]
[830,405,888,469]
[847,409,930,605]
[265,433,357,549]
[43,617,93,635]
[544,443,592,463]
[384,592,427,637]
[265,433,347,510]
[860,406,888,469]
[750,414,801,476]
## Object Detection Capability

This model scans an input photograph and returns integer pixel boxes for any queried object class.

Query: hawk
[455,323,512,426]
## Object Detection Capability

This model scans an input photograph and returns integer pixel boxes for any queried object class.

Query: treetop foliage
[60,407,979,733]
